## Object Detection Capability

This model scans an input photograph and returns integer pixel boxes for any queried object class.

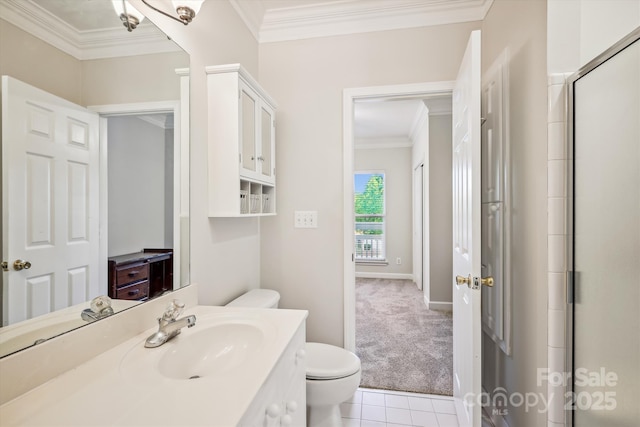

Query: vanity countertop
[0,305,308,426]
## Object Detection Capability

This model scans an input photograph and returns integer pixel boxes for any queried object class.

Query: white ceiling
[354,96,452,147]
[1,0,471,142]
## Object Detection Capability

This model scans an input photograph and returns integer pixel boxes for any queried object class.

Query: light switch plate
[294,211,318,228]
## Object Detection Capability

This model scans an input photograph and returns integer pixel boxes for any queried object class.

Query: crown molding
[228,0,262,42]
[355,137,413,150]
[257,0,494,43]
[137,114,174,130]
[0,0,181,60]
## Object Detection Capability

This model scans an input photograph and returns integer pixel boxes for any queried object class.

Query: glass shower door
[570,30,639,426]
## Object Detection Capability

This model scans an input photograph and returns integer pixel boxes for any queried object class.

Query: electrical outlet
[396,257,401,265]
[294,211,318,228]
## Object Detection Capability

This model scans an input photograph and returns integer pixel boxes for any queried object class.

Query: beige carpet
[355,278,453,396]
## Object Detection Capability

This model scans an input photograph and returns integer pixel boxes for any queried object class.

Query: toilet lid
[305,342,361,380]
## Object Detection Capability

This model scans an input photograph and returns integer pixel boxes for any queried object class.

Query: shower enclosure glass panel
[570,30,639,426]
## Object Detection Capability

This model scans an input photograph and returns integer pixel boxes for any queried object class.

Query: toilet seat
[306,342,361,380]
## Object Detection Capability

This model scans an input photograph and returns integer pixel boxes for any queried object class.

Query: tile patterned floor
[340,388,459,427]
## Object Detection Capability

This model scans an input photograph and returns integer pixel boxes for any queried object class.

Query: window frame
[354,171,387,263]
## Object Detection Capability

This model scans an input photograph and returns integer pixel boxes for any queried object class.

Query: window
[354,172,385,261]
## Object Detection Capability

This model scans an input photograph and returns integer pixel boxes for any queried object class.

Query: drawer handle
[128,271,139,277]
[128,289,140,296]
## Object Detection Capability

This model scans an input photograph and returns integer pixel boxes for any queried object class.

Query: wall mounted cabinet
[206,64,277,217]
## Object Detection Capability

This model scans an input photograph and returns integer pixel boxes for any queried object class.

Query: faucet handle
[162,299,185,321]
[90,295,113,315]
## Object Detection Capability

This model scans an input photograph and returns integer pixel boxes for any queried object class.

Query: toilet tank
[226,289,280,308]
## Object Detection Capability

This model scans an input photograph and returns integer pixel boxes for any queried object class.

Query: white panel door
[451,30,482,427]
[2,76,100,325]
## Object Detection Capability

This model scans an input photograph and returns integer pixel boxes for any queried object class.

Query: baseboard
[481,386,511,427]
[355,272,413,280]
[423,295,453,311]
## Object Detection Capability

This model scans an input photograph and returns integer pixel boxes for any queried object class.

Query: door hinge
[352,253,354,262]
[567,270,574,304]
[239,153,242,163]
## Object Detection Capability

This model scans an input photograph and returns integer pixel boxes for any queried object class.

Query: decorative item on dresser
[108,249,173,301]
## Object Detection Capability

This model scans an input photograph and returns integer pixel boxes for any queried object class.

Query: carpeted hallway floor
[355,278,453,396]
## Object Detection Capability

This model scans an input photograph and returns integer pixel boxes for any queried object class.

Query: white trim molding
[0,0,182,60]
[233,0,494,43]
[423,296,453,312]
[355,272,413,280]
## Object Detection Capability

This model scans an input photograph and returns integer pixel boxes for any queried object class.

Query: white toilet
[227,289,361,427]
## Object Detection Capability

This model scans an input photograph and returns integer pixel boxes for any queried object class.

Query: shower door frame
[566,26,640,427]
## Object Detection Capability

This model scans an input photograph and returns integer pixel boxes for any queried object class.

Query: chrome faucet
[145,299,196,348]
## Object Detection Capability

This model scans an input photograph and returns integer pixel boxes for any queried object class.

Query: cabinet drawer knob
[266,403,280,418]
[128,289,140,296]
[128,271,139,277]
[281,414,293,426]
[286,400,298,413]
[296,349,306,360]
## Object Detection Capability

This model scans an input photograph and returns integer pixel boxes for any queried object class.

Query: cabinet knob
[266,403,281,418]
[296,349,306,360]
[281,414,293,426]
[286,400,298,413]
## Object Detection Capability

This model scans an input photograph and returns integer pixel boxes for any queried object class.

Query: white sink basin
[120,312,276,383]
[158,322,264,380]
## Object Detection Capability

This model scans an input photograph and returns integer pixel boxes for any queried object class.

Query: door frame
[343,81,454,352]
[88,101,182,294]
[413,161,425,292]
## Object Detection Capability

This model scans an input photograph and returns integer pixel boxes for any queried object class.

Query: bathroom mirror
[0,0,190,357]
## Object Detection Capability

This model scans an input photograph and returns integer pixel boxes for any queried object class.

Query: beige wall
[259,21,481,345]
[547,0,640,73]
[82,52,188,106]
[129,0,262,306]
[354,147,413,277]
[428,114,453,304]
[481,1,548,426]
[0,19,82,104]
[0,20,188,107]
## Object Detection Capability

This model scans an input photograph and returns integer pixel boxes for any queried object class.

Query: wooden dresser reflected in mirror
[108,249,173,301]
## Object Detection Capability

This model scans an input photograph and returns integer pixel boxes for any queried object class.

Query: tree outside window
[354,173,385,261]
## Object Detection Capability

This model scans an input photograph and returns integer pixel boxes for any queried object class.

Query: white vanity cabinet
[206,64,277,217]
[240,323,307,427]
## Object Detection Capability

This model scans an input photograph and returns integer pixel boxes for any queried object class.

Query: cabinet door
[259,103,276,184]
[240,81,259,178]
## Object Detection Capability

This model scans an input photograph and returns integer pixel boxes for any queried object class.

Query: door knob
[455,275,471,286]
[456,274,494,290]
[13,259,32,271]
[480,276,494,287]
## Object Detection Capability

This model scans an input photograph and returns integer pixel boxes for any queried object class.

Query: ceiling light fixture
[141,0,205,25]
[112,0,146,32]
[113,0,205,32]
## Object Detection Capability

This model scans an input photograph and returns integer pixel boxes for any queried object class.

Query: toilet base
[307,404,343,427]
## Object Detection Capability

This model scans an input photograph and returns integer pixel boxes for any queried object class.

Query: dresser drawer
[116,280,149,300]
[116,263,149,285]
